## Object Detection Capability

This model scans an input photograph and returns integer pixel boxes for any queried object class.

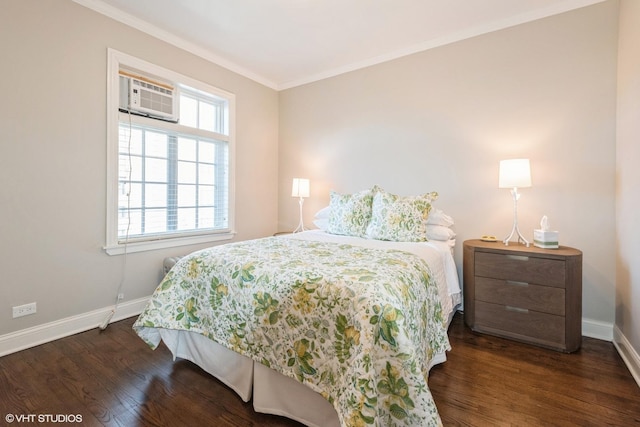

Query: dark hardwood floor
[0,313,638,426]
[431,314,640,426]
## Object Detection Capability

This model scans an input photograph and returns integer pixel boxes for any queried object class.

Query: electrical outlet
[13,302,37,318]
[117,293,124,301]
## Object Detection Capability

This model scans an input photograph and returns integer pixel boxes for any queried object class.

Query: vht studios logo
[5,413,83,423]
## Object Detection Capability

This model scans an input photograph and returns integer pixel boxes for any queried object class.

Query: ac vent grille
[119,71,178,122]
[134,80,174,116]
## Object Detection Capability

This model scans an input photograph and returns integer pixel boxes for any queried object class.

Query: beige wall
[0,0,279,336]
[279,2,619,332]
[616,0,640,370]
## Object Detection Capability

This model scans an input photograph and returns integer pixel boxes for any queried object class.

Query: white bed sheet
[157,231,461,427]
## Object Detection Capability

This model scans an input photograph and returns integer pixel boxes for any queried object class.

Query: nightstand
[463,239,582,352]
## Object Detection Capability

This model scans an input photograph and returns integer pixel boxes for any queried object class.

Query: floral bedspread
[133,237,450,426]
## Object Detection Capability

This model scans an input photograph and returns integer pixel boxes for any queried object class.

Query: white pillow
[314,206,331,219]
[426,209,454,227]
[426,224,456,241]
[313,218,329,231]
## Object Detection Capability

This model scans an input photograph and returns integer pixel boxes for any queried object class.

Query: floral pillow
[366,190,438,242]
[326,189,375,237]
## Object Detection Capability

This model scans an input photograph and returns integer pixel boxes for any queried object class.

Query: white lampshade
[499,159,532,188]
[291,178,310,198]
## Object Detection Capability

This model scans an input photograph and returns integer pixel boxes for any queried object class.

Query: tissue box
[533,229,559,249]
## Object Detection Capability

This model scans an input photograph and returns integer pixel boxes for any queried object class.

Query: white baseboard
[0,296,150,357]
[582,317,614,342]
[613,325,640,388]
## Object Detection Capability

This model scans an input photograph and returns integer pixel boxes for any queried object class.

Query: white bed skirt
[254,362,340,427]
[159,328,254,401]
[159,327,340,427]
[157,307,458,427]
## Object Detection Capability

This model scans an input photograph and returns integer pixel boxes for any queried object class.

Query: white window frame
[105,49,236,255]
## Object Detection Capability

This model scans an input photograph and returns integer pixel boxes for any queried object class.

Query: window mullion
[141,130,147,235]
[214,142,227,227]
[167,135,178,231]
[195,139,200,230]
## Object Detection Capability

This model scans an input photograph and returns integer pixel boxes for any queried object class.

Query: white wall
[0,0,279,337]
[279,2,619,335]
[615,0,640,379]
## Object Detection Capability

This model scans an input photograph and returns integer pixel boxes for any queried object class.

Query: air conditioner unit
[119,71,178,122]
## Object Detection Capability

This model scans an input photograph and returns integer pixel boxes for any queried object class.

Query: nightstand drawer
[475,301,565,345]
[475,252,566,288]
[475,277,565,316]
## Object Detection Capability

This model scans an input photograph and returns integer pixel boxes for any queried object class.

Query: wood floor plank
[0,313,638,426]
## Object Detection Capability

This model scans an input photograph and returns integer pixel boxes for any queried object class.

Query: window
[106,50,235,255]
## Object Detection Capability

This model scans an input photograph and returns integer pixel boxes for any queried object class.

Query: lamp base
[293,197,307,233]
[503,187,530,247]
[293,225,307,233]
[503,222,530,247]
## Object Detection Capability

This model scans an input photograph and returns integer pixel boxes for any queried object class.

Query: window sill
[104,231,236,255]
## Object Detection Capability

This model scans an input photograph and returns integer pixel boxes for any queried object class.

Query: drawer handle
[506,306,529,313]
[505,254,529,261]
[505,280,529,287]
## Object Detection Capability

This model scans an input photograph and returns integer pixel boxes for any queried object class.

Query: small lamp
[291,178,310,233]
[499,159,531,247]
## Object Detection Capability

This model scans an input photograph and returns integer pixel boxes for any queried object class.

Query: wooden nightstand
[463,239,582,352]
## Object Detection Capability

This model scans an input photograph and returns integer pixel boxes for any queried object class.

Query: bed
[134,188,461,427]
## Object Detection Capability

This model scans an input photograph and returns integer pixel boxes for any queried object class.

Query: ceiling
[75,0,604,90]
